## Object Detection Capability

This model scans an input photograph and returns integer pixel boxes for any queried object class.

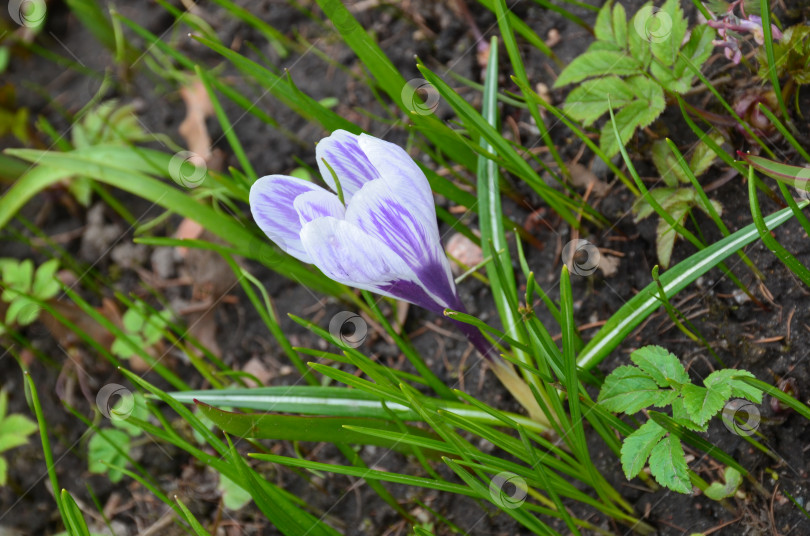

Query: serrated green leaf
[600,77,664,157]
[563,76,636,126]
[682,382,730,426]
[648,0,687,66]
[625,76,666,126]
[598,365,671,413]
[671,397,707,431]
[88,429,130,483]
[6,297,39,326]
[593,0,615,43]
[219,473,252,511]
[1,413,38,440]
[689,133,723,177]
[633,187,678,221]
[704,467,742,500]
[2,259,33,294]
[630,345,689,388]
[554,51,642,87]
[674,24,716,81]
[706,370,762,404]
[648,434,691,493]
[621,419,667,479]
[628,4,653,68]
[600,100,647,157]
[652,139,685,187]
[32,259,60,299]
[655,202,690,268]
[612,3,628,49]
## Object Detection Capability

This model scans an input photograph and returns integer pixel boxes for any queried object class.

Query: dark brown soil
[1,1,809,535]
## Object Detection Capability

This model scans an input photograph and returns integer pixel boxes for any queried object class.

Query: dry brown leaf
[178,78,214,161]
[598,254,620,278]
[569,163,610,198]
[446,232,483,275]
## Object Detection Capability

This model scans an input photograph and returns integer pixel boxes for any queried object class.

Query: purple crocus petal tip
[315,130,380,202]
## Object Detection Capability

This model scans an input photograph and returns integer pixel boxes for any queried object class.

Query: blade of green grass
[577,203,803,370]
[747,166,810,286]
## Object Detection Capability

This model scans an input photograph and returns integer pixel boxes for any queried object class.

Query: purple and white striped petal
[315,130,380,202]
[300,217,448,311]
[293,189,345,225]
[357,133,435,223]
[249,175,329,263]
[346,179,456,309]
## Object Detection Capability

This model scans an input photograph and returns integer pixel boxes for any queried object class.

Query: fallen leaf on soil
[598,253,620,278]
[446,232,483,275]
[242,357,273,387]
[178,78,214,162]
[569,163,610,198]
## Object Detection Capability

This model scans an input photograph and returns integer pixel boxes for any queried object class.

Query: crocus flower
[249,130,493,357]
[250,130,548,423]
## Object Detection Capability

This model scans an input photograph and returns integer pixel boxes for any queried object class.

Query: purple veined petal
[315,130,380,202]
[249,175,330,263]
[345,179,457,309]
[293,189,345,225]
[299,217,451,311]
[357,133,435,223]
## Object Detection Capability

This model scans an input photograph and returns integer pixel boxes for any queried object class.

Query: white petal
[356,133,435,223]
[300,217,448,310]
[249,175,328,262]
[346,179,456,309]
[315,130,380,202]
[293,189,345,226]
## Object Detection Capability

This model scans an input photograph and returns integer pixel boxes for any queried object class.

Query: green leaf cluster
[110,302,172,359]
[69,100,152,206]
[555,0,715,156]
[0,389,38,486]
[757,25,810,86]
[633,135,724,267]
[88,392,149,482]
[0,258,60,334]
[598,346,761,494]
